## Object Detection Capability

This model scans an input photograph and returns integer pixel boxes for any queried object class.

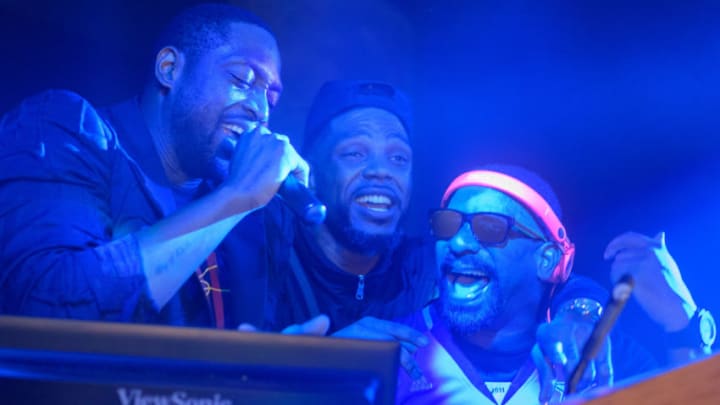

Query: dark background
[2,0,719,362]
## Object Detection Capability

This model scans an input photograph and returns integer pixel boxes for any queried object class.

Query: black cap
[302,80,412,152]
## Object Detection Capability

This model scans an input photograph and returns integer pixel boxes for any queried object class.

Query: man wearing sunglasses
[396,166,711,404]
[251,81,628,382]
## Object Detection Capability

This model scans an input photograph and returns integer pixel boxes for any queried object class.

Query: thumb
[654,231,666,247]
[532,344,555,403]
[282,314,330,335]
[237,323,259,332]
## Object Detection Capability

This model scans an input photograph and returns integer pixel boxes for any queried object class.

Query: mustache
[440,255,495,277]
[351,184,402,205]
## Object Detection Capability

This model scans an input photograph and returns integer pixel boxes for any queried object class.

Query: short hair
[476,163,564,220]
[153,3,275,60]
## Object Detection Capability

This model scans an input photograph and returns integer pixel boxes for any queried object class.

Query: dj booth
[0,316,399,405]
[2,315,718,404]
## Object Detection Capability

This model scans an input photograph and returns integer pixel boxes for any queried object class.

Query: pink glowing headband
[441,170,575,282]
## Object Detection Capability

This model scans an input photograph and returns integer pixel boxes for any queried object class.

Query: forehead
[325,107,408,146]
[210,22,281,79]
[448,186,536,225]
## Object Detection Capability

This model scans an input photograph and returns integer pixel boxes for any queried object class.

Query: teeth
[223,124,243,136]
[450,270,488,278]
[223,124,255,136]
[356,194,391,205]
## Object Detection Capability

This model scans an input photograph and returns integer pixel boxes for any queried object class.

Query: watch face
[699,309,717,347]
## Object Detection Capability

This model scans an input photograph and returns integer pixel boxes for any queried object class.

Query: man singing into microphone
[0,3,322,331]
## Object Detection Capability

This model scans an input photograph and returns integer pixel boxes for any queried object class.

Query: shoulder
[394,234,434,261]
[1,89,118,153]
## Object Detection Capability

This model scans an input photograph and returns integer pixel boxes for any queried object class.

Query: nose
[362,154,391,179]
[242,87,270,124]
[448,222,482,256]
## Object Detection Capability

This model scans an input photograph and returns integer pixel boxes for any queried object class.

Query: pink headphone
[441,170,575,283]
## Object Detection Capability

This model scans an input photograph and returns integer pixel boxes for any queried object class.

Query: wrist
[664,308,716,351]
[554,298,603,324]
[216,183,262,215]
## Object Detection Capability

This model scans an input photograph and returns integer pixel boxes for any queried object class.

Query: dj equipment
[0,316,399,405]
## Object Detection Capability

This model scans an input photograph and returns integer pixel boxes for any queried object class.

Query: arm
[604,231,713,363]
[0,91,306,319]
[533,276,614,402]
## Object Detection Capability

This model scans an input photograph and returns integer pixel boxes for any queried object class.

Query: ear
[535,242,562,281]
[154,46,184,90]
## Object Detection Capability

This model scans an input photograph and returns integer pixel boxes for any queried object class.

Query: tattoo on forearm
[153,242,190,276]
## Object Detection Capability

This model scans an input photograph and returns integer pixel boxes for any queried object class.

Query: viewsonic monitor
[0,316,399,405]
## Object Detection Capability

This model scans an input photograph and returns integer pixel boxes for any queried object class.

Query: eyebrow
[224,60,283,93]
[336,132,410,146]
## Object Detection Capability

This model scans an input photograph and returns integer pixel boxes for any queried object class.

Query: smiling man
[0,3,311,329]
[260,83,620,382]
[393,167,619,404]
[395,166,709,404]
[264,80,437,337]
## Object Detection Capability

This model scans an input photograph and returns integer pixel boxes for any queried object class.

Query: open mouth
[217,123,258,160]
[222,123,257,139]
[354,193,393,212]
[444,268,491,301]
[448,271,490,287]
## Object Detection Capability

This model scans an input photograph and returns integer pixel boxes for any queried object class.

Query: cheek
[399,173,412,204]
[435,242,448,268]
[332,163,362,193]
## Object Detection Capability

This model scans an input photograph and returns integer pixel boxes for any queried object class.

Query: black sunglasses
[429,209,546,245]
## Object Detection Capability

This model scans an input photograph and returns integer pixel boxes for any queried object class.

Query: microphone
[565,274,634,395]
[276,175,327,225]
[218,136,327,225]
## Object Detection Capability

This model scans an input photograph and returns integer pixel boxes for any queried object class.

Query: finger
[611,249,653,262]
[608,250,656,283]
[654,231,666,247]
[562,335,584,382]
[273,133,309,186]
[299,314,330,335]
[604,231,657,260]
[400,340,421,355]
[258,126,273,136]
[400,347,424,381]
[576,359,596,392]
[536,323,570,367]
[360,317,429,347]
[594,336,613,388]
[292,153,310,187]
[281,314,330,335]
[531,344,555,403]
[237,323,258,332]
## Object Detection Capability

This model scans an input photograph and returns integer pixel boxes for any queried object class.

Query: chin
[439,283,503,335]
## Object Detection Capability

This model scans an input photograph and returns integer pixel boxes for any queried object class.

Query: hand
[237,314,330,336]
[533,314,613,403]
[332,317,429,380]
[604,231,696,332]
[223,126,309,212]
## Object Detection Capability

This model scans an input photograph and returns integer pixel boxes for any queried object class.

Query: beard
[438,276,508,336]
[169,91,225,182]
[323,201,401,255]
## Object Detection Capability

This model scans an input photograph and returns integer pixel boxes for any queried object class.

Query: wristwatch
[665,308,717,350]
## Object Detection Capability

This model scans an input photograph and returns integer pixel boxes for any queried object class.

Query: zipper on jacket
[355,274,365,301]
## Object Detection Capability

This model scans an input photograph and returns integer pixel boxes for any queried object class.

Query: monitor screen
[0,316,399,405]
